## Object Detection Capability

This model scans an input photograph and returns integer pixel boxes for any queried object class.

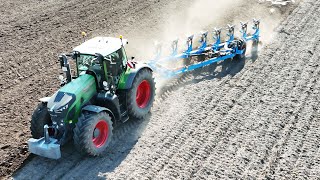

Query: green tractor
[28,36,155,159]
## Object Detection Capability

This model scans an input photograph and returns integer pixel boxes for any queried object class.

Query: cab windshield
[75,47,128,76]
[76,54,95,74]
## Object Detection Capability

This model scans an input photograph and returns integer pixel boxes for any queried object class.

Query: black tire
[234,39,246,60]
[127,68,155,119]
[73,111,113,156]
[31,102,52,138]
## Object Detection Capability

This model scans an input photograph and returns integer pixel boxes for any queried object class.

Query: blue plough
[148,19,260,80]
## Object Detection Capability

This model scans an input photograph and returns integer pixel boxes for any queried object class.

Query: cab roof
[73,37,128,56]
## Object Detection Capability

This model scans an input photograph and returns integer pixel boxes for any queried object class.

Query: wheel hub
[92,120,109,148]
[136,80,151,108]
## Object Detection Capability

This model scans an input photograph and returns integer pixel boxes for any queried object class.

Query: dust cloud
[156,0,296,55]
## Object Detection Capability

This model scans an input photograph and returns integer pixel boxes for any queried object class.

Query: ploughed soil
[2,0,320,179]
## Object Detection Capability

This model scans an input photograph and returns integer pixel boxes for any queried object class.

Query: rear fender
[118,63,153,89]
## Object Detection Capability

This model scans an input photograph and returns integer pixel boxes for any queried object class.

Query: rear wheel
[73,111,113,156]
[31,103,53,138]
[234,39,246,60]
[127,69,155,119]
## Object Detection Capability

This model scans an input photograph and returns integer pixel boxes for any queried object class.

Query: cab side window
[120,47,127,67]
[107,47,128,76]
[109,47,127,68]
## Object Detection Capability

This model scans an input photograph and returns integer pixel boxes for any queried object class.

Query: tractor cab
[72,37,128,90]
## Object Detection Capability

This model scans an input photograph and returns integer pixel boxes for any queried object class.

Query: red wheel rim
[92,120,109,148]
[136,80,151,108]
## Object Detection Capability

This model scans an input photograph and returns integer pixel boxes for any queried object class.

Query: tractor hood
[47,74,97,123]
[47,92,75,113]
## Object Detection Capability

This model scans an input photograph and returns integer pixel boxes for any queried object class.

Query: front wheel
[127,69,155,119]
[30,102,52,138]
[73,111,113,156]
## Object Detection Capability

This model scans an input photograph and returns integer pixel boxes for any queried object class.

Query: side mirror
[58,55,64,68]
[58,54,72,83]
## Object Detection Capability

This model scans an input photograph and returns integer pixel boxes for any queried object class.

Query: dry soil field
[1,0,320,179]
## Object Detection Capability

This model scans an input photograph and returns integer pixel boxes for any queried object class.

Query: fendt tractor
[28,36,156,159]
